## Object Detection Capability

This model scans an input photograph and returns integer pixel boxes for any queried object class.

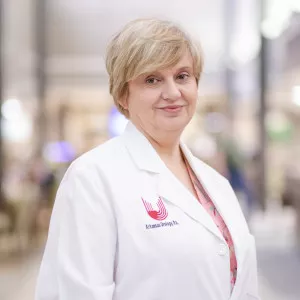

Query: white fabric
[35,122,260,300]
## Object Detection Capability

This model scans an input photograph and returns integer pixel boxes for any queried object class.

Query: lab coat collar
[122,121,166,173]
[184,144,243,239]
[182,142,236,238]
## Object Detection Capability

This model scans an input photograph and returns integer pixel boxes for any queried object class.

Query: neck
[150,136,182,162]
[138,125,184,165]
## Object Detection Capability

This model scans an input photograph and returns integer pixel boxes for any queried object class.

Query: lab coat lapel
[157,170,223,239]
[181,143,244,270]
[122,123,223,239]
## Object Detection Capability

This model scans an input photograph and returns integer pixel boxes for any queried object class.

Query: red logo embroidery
[142,197,168,221]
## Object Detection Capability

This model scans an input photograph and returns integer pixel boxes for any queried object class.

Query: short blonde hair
[105,18,204,117]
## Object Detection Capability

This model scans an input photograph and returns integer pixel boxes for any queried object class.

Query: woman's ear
[118,90,129,110]
[118,100,128,110]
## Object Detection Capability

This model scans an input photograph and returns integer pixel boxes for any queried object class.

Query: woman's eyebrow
[141,66,193,78]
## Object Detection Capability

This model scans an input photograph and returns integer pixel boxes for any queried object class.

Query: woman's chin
[158,116,191,132]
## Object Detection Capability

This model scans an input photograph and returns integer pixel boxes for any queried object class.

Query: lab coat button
[218,244,227,256]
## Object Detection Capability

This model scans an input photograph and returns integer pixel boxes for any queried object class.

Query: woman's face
[122,51,198,138]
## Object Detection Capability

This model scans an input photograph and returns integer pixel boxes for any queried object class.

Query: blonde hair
[105,18,204,117]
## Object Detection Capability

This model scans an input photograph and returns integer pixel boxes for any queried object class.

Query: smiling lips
[159,105,184,113]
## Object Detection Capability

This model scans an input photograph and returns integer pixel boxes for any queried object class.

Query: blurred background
[0,0,300,299]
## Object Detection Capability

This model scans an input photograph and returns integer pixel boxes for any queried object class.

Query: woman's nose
[161,80,181,101]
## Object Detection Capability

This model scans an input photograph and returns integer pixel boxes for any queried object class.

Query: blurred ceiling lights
[261,0,300,39]
[1,98,23,121]
[1,99,32,142]
[229,30,261,67]
[292,85,300,106]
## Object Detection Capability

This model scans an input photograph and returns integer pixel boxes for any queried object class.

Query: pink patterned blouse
[185,161,238,292]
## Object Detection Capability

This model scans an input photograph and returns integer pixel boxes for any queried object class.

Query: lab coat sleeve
[35,161,117,300]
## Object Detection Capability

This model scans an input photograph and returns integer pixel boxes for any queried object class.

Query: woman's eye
[146,77,160,84]
[177,73,189,80]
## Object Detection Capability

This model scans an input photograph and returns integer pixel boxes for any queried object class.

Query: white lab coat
[35,122,260,300]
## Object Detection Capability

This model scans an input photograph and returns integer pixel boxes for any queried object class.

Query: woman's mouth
[159,105,184,113]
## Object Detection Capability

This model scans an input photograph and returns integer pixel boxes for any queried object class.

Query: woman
[35,19,260,300]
